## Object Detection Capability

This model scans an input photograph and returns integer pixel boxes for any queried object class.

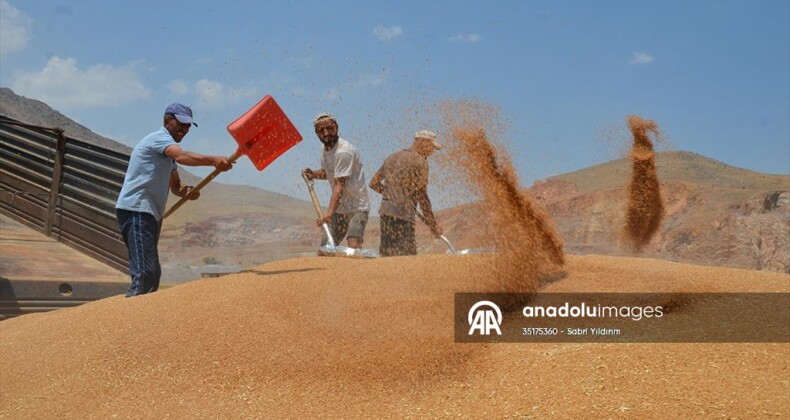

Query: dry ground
[0,214,126,283]
[1,254,788,419]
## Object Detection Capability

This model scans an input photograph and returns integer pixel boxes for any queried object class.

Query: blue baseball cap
[165,103,198,127]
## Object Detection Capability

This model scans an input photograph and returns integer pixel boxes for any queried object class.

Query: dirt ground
[0,214,127,283]
[1,254,788,419]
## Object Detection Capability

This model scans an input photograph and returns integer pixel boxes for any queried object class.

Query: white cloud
[630,52,654,64]
[167,79,191,95]
[195,79,224,105]
[372,25,403,41]
[286,69,386,102]
[10,56,151,109]
[166,78,259,107]
[294,71,385,101]
[0,1,32,58]
[449,33,483,43]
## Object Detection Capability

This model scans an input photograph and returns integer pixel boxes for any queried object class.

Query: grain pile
[2,254,788,418]
[623,115,664,251]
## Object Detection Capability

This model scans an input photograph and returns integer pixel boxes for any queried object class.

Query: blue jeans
[117,209,162,297]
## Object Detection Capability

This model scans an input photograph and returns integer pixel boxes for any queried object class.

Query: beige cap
[414,130,442,150]
[313,112,337,126]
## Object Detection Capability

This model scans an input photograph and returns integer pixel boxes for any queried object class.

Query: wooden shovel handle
[163,150,242,219]
[302,171,325,219]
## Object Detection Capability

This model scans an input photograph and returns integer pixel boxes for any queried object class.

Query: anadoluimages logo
[468,300,502,336]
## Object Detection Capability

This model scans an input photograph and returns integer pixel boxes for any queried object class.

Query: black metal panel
[0,153,54,188]
[0,115,131,276]
[58,195,119,232]
[0,175,48,228]
[62,149,126,188]
[65,140,130,169]
[53,209,120,247]
[57,235,129,273]
[51,196,128,272]
[59,179,118,214]
[0,123,56,155]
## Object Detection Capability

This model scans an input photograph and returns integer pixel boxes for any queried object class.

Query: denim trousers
[117,209,162,297]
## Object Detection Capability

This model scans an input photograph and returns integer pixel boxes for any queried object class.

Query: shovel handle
[439,235,458,254]
[302,172,337,248]
[163,149,242,219]
[302,171,325,219]
[416,209,443,239]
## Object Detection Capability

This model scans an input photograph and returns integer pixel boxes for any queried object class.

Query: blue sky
[1,0,788,208]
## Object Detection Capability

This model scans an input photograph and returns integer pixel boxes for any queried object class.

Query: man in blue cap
[116,103,233,297]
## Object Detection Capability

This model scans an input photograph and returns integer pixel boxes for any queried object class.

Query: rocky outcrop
[423,162,789,274]
[539,183,789,273]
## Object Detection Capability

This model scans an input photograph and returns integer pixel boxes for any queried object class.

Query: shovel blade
[319,245,380,259]
[438,234,493,255]
[226,95,302,171]
[449,247,494,255]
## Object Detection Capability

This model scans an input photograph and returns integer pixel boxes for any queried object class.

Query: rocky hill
[419,151,790,273]
[541,151,789,272]
[0,87,131,154]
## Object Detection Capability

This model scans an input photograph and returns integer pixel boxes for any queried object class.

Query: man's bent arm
[165,145,231,169]
[326,177,347,218]
[169,169,197,198]
[369,168,384,194]
[416,189,442,237]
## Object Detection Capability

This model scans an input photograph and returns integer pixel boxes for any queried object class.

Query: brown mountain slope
[553,150,788,193]
[0,87,131,154]
[163,182,317,227]
[1,254,787,418]
[421,151,790,273]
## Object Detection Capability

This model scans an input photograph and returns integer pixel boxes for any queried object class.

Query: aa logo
[468,300,502,336]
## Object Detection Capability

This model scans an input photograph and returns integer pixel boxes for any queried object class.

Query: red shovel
[163,95,302,218]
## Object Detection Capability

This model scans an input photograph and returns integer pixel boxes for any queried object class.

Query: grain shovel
[301,171,379,258]
[163,95,302,218]
[438,234,484,255]
[416,210,489,255]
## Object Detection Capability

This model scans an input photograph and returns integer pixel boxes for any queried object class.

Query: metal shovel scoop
[416,210,490,255]
[439,234,468,255]
[302,172,379,259]
[438,234,492,255]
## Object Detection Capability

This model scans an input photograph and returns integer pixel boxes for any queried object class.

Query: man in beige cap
[369,130,443,256]
[303,113,370,249]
